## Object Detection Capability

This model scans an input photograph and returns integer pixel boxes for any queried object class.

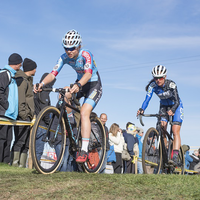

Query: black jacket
[189,154,200,170]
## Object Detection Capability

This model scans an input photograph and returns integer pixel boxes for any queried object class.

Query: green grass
[0,163,200,200]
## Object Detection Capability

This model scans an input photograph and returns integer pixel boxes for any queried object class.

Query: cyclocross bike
[30,86,106,174]
[138,113,185,174]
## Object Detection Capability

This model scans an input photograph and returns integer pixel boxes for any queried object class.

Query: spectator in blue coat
[136,127,144,174]
[182,144,193,172]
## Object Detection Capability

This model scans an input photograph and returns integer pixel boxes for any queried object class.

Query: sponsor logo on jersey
[53,64,59,70]
[169,82,176,89]
[147,86,153,97]
[84,63,90,69]
[89,89,97,99]
[180,107,184,120]
[82,51,91,64]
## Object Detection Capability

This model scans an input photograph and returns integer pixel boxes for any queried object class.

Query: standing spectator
[189,150,200,171]
[0,53,22,164]
[182,144,193,171]
[12,58,37,167]
[136,127,144,174]
[34,73,56,161]
[126,123,139,174]
[109,123,124,174]
[99,113,110,173]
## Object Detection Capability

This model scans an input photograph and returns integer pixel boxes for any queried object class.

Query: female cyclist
[137,65,184,166]
[34,29,102,163]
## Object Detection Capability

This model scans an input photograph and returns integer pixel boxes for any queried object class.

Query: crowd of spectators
[0,53,200,175]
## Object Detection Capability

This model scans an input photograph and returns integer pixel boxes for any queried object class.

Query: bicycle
[30,86,106,174]
[138,114,185,174]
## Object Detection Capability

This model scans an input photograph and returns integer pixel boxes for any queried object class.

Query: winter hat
[23,58,37,72]
[8,53,23,65]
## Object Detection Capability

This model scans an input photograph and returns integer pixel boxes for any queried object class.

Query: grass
[0,163,200,200]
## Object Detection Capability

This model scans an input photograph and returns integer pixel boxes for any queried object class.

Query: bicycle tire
[83,116,106,173]
[31,106,66,174]
[142,127,162,174]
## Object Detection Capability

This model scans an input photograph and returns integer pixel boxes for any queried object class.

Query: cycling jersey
[51,48,102,108]
[51,49,99,82]
[141,79,181,113]
[141,79,184,124]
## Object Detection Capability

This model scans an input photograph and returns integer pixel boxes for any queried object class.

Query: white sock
[81,138,89,152]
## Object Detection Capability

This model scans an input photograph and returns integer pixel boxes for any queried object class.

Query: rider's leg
[161,121,168,147]
[76,103,93,163]
[80,103,93,152]
[172,124,181,152]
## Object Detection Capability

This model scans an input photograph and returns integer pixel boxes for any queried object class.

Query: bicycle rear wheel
[31,106,66,174]
[82,116,106,173]
[142,127,162,174]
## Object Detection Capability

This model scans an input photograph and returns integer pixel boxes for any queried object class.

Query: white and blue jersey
[51,49,99,82]
[141,79,184,124]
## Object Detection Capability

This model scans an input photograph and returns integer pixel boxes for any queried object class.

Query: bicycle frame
[139,114,175,172]
[41,88,102,154]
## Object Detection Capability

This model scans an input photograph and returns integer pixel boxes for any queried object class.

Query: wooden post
[28,127,33,169]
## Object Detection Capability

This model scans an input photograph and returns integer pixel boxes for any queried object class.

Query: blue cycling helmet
[62,29,82,48]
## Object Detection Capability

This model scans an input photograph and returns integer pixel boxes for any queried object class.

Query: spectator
[99,113,110,173]
[126,123,139,174]
[12,58,37,167]
[182,144,193,171]
[34,73,56,162]
[136,127,144,174]
[189,150,200,172]
[109,123,124,174]
[0,53,22,164]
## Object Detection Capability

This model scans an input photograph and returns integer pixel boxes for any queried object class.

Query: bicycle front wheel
[83,116,106,173]
[142,127,162,174]
[31,106,66,174]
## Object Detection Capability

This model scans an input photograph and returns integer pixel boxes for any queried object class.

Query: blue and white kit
[141,79,184,125]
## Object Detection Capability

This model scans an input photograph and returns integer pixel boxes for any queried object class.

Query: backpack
[0,69,13,92]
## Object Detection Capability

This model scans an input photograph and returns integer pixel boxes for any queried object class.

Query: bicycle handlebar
[138,114,158,126]
[36,85,80,106]
[138,113,173,126]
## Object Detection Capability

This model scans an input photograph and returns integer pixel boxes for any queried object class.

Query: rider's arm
[33,73,55,92]
[78,72,92,86]
[141,83,155,111]
[41,73,55,86]
[169,81,180,114]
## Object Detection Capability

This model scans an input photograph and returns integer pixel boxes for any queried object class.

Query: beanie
[8,53,23,65]
[23,58,37,72]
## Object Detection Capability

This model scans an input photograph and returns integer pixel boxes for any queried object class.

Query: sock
[81,138,89,152]
[173,150,179,156]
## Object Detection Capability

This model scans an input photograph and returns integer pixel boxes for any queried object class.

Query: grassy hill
[0,163,200,200]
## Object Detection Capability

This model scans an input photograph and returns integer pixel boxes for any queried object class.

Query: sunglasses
[64,47,76,51]
[154,77,164,80]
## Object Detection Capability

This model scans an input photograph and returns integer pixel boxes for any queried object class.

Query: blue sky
[0,0,200,149]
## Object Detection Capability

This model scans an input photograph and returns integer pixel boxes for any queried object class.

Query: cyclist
[34,29,102,163]
[137,65,184,166]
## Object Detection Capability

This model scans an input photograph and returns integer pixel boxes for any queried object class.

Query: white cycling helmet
[62,29,82,48]
[152,65,167,77]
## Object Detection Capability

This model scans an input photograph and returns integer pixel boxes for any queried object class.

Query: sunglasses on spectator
[64,47,76,51]
[154,77,165,80]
